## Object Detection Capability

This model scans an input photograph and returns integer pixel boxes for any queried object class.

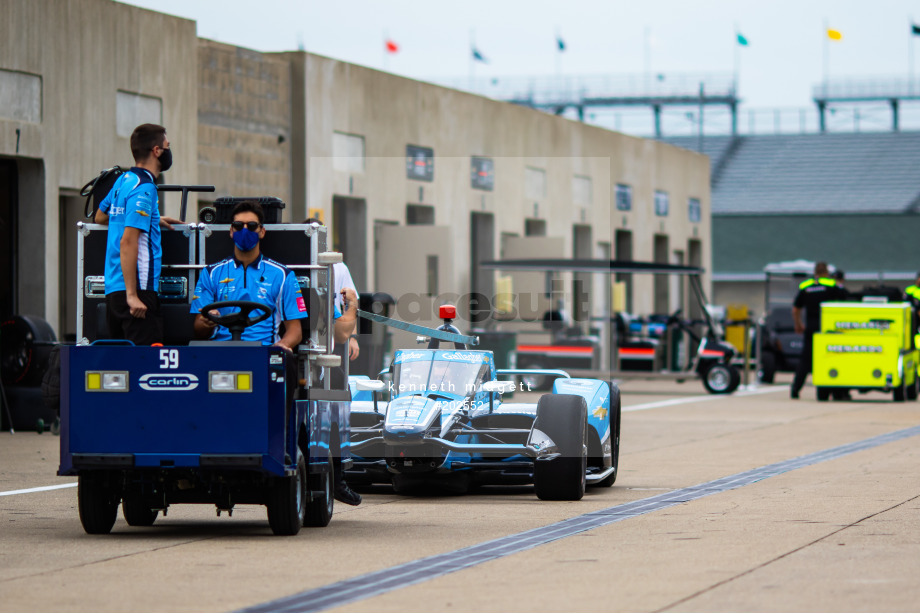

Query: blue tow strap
[357,310,479,346]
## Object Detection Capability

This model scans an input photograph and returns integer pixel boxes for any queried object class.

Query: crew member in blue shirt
[191,201,357,348]
[95,123,182,345]
[191,201,362,505]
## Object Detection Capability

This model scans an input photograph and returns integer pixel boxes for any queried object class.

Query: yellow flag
[827,28,843,41]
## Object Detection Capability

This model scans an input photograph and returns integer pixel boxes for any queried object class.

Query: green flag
[737,32,749,46]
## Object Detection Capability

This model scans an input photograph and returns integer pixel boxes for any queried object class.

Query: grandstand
[664,131,920,313]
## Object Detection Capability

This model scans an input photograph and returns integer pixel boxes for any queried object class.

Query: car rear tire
[816,387,830,401]
[533,394,586,501]
[894,382,906,403]
[122,497,158,527]
[596,384,620,488]
[303,456,334,528]
[267,450,307,535]
[703,363,740,394]
[78,472,119,535]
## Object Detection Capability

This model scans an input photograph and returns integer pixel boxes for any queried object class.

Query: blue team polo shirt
[98,168,161,294]
[191,254,337,344]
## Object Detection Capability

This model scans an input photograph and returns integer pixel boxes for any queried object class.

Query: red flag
[385,39,399,53]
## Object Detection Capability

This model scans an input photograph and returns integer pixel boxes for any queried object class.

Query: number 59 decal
[159,349,179,369]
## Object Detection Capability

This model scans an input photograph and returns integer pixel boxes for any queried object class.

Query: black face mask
[158,147,173,173]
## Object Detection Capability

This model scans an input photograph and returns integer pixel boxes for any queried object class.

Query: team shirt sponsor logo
[296,296,306,312]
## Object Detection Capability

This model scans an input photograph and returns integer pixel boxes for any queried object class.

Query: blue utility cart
[59,190,350,535]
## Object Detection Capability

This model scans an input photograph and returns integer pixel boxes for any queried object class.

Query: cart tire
[122,497,158,527]
[894,383,906,403]
[907,378,918,401]
[596,384,620,488]
[703,363,740,394]
[78,473,119,535]
[759,351,776,384]
[267,450,307,535]
[303,457,334,528]
[816,387,831,402]
[533,394,586,501]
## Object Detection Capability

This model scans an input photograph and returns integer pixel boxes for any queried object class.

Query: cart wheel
[36,418,45,434]
[533,394,587,501]
[816,387,830,402]
[703,363,740,394]
[894,383,906,403]
[303,456,334,527]
[78,472,119,535]
[267,449,307,535]
[122,497,158,527]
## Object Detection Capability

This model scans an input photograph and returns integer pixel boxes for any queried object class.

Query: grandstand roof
[663,131,920,216]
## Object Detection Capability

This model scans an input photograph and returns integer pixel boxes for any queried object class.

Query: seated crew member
[191,200,361,505]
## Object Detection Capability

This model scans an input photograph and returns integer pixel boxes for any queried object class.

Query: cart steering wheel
[200,301,272,341]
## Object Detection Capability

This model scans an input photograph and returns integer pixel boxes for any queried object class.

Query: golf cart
[480,259,743,395]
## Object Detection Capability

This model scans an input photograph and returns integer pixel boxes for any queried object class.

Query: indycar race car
[346,305,621,500]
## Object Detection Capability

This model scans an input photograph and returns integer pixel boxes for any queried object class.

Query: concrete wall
[0,0,198,330]
[296,54,711,317]
[198,40,292,208]
[0,0,711,337]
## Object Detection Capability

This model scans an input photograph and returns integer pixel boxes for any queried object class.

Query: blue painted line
[241,423,920,613]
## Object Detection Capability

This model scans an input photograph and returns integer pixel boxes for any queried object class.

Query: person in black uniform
[790,262,848,399]
[904,272,920,334]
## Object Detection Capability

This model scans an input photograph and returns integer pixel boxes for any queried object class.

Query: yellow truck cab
[812,301,919,402]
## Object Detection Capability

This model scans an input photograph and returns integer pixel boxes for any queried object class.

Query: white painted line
[624,385,787,412]
[0,483,77,497]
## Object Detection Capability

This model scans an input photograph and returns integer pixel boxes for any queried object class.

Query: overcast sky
[117,0,920,134]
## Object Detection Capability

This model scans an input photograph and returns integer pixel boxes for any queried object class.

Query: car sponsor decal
[394,351,429,363]
[436,351,486,363]
[139,373,199,391]
[592,405,607,420]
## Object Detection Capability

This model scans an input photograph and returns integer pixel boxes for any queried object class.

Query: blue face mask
[233,227,260,252]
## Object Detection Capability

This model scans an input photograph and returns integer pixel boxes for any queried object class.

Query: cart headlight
[209,371,252,392]
[86,371,129,392]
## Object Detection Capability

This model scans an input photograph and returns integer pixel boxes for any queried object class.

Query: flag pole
[823,19,829,98]
[383,30,389,72]
[555,27,562,79]
[910,16,915,95]
[733,24,740,94]
[469,28,475,90]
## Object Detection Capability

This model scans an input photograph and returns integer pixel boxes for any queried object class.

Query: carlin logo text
[826,345,883,354]
[139,373,200,391]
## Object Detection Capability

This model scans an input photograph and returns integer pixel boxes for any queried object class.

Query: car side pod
[532,394,587,501]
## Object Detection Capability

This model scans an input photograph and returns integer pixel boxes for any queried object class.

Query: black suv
[759,307,803,383]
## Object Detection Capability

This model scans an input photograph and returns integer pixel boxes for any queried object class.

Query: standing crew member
[304,218,360,363]
[904,272,920,334]
[790,262,847,399]
[95,123,182,345]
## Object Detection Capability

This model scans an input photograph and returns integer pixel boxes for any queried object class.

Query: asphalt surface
[3,373,920,613]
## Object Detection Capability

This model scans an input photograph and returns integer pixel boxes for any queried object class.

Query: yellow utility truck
[812,301,918,402]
